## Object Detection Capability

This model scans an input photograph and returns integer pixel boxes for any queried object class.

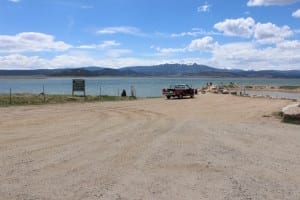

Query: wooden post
[9,88,12,105]
[99,85,101,101]
[43,85,46,103]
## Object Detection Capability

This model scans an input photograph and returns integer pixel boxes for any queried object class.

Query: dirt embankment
[1,94,300,200]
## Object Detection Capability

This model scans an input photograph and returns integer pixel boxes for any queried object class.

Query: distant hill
[0,69,61,76]
[1,63,300,78]
[50,68,96,76]
[123,63,221,76]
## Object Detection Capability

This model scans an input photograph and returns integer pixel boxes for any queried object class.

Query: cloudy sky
[0,0,300,70]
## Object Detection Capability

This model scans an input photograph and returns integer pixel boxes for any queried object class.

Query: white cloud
[77,45,96,49]
[197,3,211,12]
[0,54,161,69]
[8,0,21,3]
[153,32,300,70]
[1,39,300,70]
[212,42,260,63]
[0,27,299,70]
[50,54,101,68]
[247,0,300,6]
[214,18,294,44]
[170,29,220,37]
[254,23,293,44]
[99,40,121,48]
[171,32,202,37]
[97,26,143,36]
[105,49,132,57]
[292,9,300,18]
[155,47,186,54]
[0,53,103,69]
[211,41,300,70]
[0,54,46,69]
[78,40,121,49]
[0,32,72,53]
[276,40,300,49]
[188,36,218,51]
[214,17,255,38]
[154,36,217,54]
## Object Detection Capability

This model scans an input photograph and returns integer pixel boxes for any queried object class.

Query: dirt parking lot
[0,94,300,200]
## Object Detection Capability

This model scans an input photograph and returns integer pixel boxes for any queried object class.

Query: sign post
[72,79,86,96]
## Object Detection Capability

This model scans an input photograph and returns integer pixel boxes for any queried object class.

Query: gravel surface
[0,94,300,200]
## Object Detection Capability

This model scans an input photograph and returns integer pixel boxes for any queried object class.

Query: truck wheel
[179,95,183,99]
[166,96,171,99]
[190,95,194,98]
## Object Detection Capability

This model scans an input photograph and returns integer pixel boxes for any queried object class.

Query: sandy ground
[0,94,300,200]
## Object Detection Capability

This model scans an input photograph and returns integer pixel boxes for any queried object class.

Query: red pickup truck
[162,84,196,99]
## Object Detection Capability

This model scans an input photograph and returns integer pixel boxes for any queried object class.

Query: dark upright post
[99,86,101,101]
[9,88,12,105]
[43,85,46,103]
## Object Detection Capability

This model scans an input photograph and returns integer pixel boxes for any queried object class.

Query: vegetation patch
[279,86,300,90]
[273,111,300,125]
[0,93,136,106]
[282,115,300,125]
[273,111,283,117]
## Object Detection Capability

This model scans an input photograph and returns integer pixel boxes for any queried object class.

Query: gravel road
[1,94,300,200]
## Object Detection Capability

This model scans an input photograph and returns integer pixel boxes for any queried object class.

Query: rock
[282,103,300,123]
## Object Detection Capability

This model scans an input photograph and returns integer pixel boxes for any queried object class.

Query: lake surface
[1,77,300,98]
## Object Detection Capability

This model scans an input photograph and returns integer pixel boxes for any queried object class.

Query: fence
[0,84,137,106]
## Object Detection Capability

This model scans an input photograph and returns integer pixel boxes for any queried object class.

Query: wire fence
[0,83,137,105]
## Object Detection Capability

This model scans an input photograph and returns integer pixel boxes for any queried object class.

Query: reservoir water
[0,77,300,99]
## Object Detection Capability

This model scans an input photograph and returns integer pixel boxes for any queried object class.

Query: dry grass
[0,93,136,106]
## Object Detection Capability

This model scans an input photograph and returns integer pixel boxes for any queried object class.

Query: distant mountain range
[1,63,300,78]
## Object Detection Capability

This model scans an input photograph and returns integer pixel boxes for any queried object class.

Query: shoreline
[1,75,300,79]
[201,84,300,100]
[244,85,300,93]
[0,90,299,107]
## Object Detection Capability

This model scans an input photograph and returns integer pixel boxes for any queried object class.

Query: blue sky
[0,0,300,70]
